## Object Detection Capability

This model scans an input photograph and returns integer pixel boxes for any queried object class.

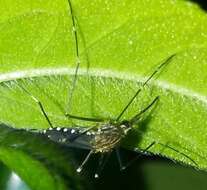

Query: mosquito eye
[121,121,130,128]
[120,124,126,129]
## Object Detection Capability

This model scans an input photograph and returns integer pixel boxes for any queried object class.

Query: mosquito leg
[65,113,104,122]
[76,150,94,173]
[94,152,111,178]
[17,84,54,128]
[157,142,198,166]
[94,154,104,178]
[116,54,176,122]
[121,141,156,170]
[115,148,125,171]
[133,142,198,168]
[116,89,141,122]
[130,96,159,124]
[66,0,81,113]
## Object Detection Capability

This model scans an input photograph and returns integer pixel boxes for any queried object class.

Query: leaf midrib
[0,67,206,106]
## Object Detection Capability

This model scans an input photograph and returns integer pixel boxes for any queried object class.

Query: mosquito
[18,0,197,178]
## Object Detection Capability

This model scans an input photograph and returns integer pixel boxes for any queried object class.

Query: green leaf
[0,0,207,186]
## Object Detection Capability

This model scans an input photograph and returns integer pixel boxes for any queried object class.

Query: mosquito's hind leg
[76,150,94,173]
[66,0,81,113]
[17,83,54,128]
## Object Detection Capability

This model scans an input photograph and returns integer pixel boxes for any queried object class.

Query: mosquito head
[119,120,132,135]
[120,120,131,128]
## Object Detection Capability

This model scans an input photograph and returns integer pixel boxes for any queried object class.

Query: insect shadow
[17,0,197,178]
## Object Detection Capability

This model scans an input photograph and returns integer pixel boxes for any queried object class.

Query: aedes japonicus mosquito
[18,0,197,178]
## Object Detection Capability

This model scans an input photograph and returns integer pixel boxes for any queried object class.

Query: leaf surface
[0,1,207,186]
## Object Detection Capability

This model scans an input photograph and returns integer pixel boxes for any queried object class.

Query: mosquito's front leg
[117,142,156,171]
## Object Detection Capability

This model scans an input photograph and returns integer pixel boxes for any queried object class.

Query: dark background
[191,0,207,10]
[1,147,207,190]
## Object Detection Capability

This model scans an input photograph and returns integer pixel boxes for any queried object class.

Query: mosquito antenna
[66,0,80,113]
[116,54,176,122]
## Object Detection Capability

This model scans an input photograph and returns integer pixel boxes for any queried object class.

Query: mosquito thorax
[90,121,131,153]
